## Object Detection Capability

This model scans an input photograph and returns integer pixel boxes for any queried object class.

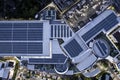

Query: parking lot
[63,0,112,31]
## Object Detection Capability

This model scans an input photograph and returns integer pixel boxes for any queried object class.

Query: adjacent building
[0,2,120,76]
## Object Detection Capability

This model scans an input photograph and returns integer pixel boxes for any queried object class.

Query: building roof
[61,10,120,71]
[29,54,67,64]
[0,62,3,69]
[3,69,10,79]
[28,34,68,64]
[64,39,83,57]
[27,65,35,70]
[53,0,78,12]
[62,35,88,58]
[54,62,69,74]
[76,53,97,71]
[0,68,4,78]
[113,30,120,43]
[77,10,119,43]
[83,68,101,77]
[117,62,120,69]
[0,68,9,79]
[93,39,110,58]
[0,18,73,58]
[72,49,92,64]
[0,21,50,57]
[50,21,74,39]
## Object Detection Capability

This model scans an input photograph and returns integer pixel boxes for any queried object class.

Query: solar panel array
[51,24,73,38]
[29,54,67,64]
[96,41,107,56]
[82,13,118,42]
[0,22,43,55]
[64,39,83,57]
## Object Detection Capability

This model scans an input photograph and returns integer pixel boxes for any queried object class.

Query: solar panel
[0,42,43,55]
[82,13,118,42]
[28,42,43,54]
[28,29,43,40]
[13,42,27,53]
[51,24,72,38]
[0,29,12,40]
[50,21,65,24]
[0,42,12,53]
[51,25,53,37]
[58,25,60,37]
[64,39,83,57]
[61,25,63,37]
[113,32,120,42]
[64,25,66,37]
[0,22,43,55]
[96,42,105,56]
[13,29,27,40]
[67,26,69,37]
[98,41,107,55]
[28,23,43,28]
[29,54,67,64]
[102,13,118,31]
[54,25,57,37]
[14,23,27,28]
[0,23,12,28]
[70,31,72,37]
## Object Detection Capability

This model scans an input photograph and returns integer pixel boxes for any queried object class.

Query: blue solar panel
[28,29,43,40]
[0,23,12,28]
[82,13,118,42]
[70,31,72,37]
[58,25,60,37]
[67,26,69,37]
[61,25,63,37]
[28,42,43,54]
[0,42,12,53]
[0,22,43,41]
[54,25,57,37]
[14,23,27,28]
[28,23,43,28]
[50,21,65,24]
[98,41,107,55]
[96,42,105,56]
[64,39,83,57]
[64,25,66,37]
[0,42,43,55]
[51,25,53,37]
[104,18,118,31]
[13,29,27,40]
[0,29,12,40]
[13,42,27,53]
[0,22,43,55]
[29,54,67,64]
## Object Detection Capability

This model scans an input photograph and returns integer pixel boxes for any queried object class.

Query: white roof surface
[27,65,35,70]
[77,10,119,43]
[0,68,4,77]
[76,54,97,71]
[83,68,101,77]
[3,69,10,78]
[0,62,3,69]
[0,68,10,78]
[62,34,88,59]
[65,70,74,75]
[51,39,64,55]
[72,49,92,63]
[93,39,110,58]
